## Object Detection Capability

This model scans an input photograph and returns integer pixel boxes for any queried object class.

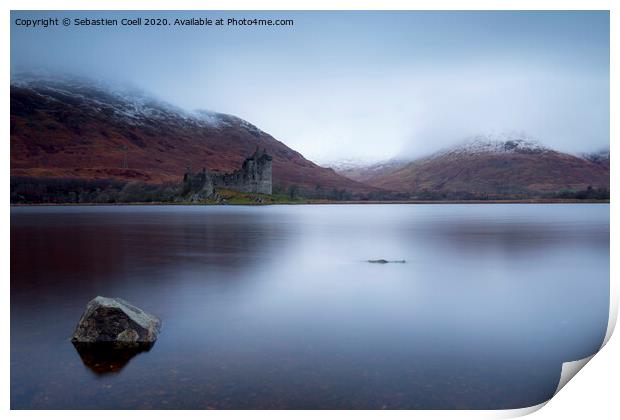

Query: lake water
[10,204,609,409]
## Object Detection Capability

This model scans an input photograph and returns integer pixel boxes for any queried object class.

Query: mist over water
[10,11,610,162]
[11,204,609,409]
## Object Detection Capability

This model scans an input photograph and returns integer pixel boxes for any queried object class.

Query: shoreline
[10,199,610,207]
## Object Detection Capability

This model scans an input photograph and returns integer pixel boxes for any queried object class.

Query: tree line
[11,176,609,204]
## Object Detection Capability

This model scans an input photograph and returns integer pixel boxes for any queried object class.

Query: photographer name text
[14,17,295,28]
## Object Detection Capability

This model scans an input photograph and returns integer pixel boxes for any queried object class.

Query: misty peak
[581,148,610,164]
[443,132,548,156]
[11,72,199,125]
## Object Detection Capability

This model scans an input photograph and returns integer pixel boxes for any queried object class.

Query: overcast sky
[11,11,609,163]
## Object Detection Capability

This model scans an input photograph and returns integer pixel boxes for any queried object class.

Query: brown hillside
[10,77,374,194]
[360,140,609,195]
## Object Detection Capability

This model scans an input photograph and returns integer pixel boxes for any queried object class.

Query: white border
[3,1,617,418]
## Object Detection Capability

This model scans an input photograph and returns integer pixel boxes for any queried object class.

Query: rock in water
[71,296,161,345]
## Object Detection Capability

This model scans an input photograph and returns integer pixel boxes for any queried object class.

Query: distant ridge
[334,133,609,197]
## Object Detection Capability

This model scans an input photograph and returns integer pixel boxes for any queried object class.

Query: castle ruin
[182,147,272,201]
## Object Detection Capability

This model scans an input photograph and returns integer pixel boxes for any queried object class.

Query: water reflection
[10,204,609,409]
[11,206,291,312]
[73,342,155,375]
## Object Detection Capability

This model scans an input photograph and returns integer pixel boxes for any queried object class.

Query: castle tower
[183,147,273,198]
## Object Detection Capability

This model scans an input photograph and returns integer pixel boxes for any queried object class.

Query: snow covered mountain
[335,134,609,197]
[435,133,549,156]
[10,74,373,193]
[581,149,610,167]
[327,159,409,184]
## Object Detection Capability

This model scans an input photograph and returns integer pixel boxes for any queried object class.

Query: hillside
[328,159,409,184]
[10,75,373,194]
[337,135,610,197]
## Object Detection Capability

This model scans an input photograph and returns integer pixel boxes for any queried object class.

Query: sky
[11,11,610,163]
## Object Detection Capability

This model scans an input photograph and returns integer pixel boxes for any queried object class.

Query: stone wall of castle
[212,149,272,195]
[182,148,272,201]
[181,169,214,202]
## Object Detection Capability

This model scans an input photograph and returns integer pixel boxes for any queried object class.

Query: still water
[11,204,609,409]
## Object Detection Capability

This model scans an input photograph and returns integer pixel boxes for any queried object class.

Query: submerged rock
[367,259,406,264]
[71,296,161,345]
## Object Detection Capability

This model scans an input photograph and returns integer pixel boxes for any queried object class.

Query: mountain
[10,74,373,193]
[341,134,609,197]
[581,149,610,169]
[327,159,409,184]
